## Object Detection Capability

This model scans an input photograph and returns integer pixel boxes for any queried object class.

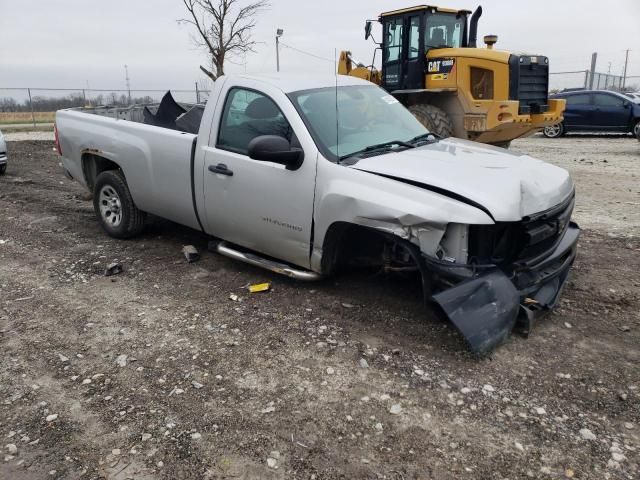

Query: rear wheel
[409,104,454,139]
[93,170,145,238]
[543,123,564,138]
[0,164,6,175]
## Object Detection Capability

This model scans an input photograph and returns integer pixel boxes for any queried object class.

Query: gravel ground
[0,137,638,480]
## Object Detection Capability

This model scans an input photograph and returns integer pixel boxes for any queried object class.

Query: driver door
[201,82,317,269]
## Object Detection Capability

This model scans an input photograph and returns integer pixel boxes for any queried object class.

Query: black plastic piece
[432,269,520,354]
[176,105,205,134]
[143,91,186,130]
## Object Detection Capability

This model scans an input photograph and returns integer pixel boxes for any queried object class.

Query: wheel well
[320,222,418,276]
[81,153,120,191]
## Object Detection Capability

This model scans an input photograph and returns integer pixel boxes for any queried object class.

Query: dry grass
[0,111,55,124]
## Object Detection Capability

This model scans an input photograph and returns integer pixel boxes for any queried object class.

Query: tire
[633,120,640,139]
[93,170,145,239]
[408,104,454,139]
[543,123,564,138]
[0,164,6,175]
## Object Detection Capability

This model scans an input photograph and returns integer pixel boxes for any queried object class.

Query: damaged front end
[425,193,580,354]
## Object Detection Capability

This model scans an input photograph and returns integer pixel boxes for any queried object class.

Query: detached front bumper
[426,222,580,354]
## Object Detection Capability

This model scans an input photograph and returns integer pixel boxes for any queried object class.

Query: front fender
[311,161,493,271]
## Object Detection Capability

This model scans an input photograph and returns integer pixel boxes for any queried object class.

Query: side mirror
[248,135,304,170]
[365,21,372,40]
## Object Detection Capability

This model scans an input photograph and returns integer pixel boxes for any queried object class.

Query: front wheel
[633,120,640,140]
[0,164,6,175]
[93,170,146,239]
[543,123,564,138]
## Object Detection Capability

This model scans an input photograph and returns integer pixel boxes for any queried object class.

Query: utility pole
[124,64,131,105]
[276,29,283,72]
[622,49,630,89]
[588,52,597,89]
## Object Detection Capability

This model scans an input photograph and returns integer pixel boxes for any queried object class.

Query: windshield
[289,85,428,161]
[425,12,465,49]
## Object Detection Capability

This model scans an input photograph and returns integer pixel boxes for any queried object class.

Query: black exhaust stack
[468,6,482,48]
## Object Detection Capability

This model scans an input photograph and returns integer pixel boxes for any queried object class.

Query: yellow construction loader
[338,5,565,146]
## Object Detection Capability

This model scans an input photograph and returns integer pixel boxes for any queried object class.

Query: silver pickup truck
[56,73,579,353]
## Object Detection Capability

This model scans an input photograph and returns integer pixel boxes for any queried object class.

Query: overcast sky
[1,0,639,94]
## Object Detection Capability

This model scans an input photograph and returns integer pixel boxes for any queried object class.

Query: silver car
[0,129,7,175]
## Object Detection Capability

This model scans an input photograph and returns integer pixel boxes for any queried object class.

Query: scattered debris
[5,444,17,455]
[248,282,270,293]
[482,384,495,393]
[182,245,200,263]
[115,354,128,367]
[229,293,239,302]
[579,428,596,441]
[45,414,58,422]
[190,432,202,440]
[191,380,204,389]
[141,433,152,442]
[341,303,356,309]
[104,262,123,277]
[359,358,369,368]
[389,403,402,415]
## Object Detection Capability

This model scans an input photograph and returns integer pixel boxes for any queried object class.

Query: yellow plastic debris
[248,282,271,293]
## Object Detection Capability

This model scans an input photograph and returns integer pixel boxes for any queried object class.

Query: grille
[468,193,574,267]
[518,194,574,262]
[509,55,549,115]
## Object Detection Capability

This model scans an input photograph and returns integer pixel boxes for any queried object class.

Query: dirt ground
[1,136,639,480]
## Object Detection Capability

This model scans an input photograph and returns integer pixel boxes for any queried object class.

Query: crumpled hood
[350,138,574,221]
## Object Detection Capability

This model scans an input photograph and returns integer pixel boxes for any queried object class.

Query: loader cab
[377,6,471,92]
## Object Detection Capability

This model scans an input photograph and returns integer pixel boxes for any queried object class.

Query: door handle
[208,163,233,176]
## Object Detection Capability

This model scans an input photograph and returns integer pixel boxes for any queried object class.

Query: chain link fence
[0,87,211,128]
[550,71,640,93]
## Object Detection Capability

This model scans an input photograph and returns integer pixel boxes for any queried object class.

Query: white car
[0,129,7,175]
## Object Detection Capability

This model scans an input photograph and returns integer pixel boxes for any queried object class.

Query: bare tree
[179,0,269,80]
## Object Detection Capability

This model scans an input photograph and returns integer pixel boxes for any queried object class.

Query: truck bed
[56,106,202,231]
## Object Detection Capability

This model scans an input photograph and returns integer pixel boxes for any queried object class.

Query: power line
[278,42,334,63]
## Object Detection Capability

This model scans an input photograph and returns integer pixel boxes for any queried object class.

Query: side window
[565,94,591,106]
[408,16,420,59]
[593,94,625,107]
[384,18,403,62]
[217,88,292,155]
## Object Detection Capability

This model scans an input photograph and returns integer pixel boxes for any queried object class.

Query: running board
[214,241,322,282]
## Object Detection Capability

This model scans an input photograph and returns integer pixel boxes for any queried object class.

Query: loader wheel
[543,123,564,138]
[409,104,454,139]
[93,170,146,239]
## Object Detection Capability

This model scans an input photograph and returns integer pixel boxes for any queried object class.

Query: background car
[543,89,640,138]
[0,129,7,175]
